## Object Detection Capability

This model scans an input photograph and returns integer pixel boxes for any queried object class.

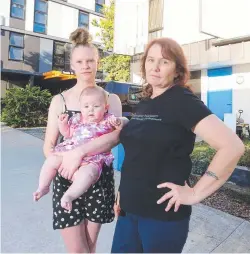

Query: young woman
[43,28,122,253]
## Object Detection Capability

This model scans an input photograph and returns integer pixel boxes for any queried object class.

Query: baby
[33,86,127,211]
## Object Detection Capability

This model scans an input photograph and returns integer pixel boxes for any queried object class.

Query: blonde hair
[68,27,99,58]
[79,86,108,103]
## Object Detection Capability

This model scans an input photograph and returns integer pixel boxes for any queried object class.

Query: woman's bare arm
[43,95,62,157]
[157,114,245,211]
[192,114,245,202]
[58,93,123,180]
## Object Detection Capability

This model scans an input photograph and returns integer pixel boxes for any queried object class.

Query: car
[99,81,143,119]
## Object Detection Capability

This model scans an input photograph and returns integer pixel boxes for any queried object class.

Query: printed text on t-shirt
[132,114,162,121]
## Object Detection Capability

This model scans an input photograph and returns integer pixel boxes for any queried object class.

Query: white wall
[68,0,95,11]
[132,73,142,84]
[162,0,212,45]
[25,0,35,32]
[61,5,78,39]
[113,0,149,55]
[47,2,78,39]
[163,0,250,45]
[104,0,112,6]
[201,0,250,39]
[47,2,102,41]
[131,60,142,84]
[207,74,234,92]
[232,64,250,124]
[0,0,10,26]
[47,2,63,38]
[201,69,208,105]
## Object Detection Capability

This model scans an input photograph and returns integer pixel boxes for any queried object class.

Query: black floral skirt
[52,164,115,229]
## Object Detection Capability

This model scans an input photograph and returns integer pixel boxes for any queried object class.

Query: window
[79,11,89,29]
[53,41,66,71]
[10,0,25,19]
[148,0,164,39]
[9,32,24,61]
[95,0,105,13]
[33,0,48,34]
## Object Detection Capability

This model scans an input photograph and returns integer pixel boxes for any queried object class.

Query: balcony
[182,36,250,70]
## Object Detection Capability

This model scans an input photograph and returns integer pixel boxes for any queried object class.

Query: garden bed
[190,140,250,221]
[189,174,250,222]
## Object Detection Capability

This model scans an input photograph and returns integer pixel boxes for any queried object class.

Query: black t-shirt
[119,85,212,221]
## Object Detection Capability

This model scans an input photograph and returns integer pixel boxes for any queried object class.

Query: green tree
[92,1,131,82]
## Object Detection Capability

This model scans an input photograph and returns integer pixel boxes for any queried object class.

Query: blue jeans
[111,212,190,253]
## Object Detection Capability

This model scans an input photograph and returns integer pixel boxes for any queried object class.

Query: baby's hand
[58,114,69,124]
[108,116,122,129]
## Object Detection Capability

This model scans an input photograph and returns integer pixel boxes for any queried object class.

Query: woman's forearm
[77,130,120,158]
[43,132,59,158]
[43,144,54,158]
[193,145,245,203]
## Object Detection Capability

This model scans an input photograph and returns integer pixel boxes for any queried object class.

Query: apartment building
[114,0,250,125]
[0,0,107,97]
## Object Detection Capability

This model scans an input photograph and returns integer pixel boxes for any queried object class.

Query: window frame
[95,0,105,13]
[78,11,89,29]
[33,0,48,34]
[52,41,66,71]
[10,0,26,20]
[8,32,24,61]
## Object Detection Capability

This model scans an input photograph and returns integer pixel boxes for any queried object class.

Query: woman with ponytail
[43,28,121,253]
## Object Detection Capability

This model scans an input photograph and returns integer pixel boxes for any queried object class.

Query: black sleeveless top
[60,93,80,117]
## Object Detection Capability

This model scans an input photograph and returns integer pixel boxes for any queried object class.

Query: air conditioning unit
[0,16,5,26]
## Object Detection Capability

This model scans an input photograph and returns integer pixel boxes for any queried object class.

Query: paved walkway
[1,124,250,253]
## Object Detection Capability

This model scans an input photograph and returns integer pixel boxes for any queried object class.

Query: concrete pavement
[1,125,250,253]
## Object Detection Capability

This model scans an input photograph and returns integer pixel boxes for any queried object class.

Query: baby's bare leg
[61,163,99,211]
[33,154,63,201]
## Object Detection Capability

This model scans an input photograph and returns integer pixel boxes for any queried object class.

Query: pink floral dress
[54,113,116,174]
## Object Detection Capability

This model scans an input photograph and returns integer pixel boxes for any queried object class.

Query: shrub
[191,142,216,175]
[1,85,52,128]
[239,139,250,167]
[191,140,250,175]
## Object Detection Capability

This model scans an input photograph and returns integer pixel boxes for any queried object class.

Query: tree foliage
[92,1,131,82]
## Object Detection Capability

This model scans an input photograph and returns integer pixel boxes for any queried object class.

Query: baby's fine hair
[79,86,108,103]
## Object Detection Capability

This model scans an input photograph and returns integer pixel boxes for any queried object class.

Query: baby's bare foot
[61,195,73,212]
[33,187,50,201]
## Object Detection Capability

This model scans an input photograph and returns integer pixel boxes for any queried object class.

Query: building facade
[114,0,250,125]
[1,0,107,97]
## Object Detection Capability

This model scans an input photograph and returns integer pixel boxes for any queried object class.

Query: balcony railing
[182,38,250,69]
